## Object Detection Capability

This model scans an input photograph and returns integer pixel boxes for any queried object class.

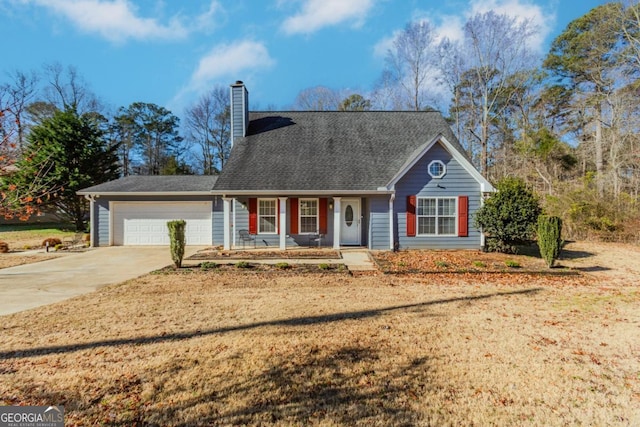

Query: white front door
[340,198,361,245]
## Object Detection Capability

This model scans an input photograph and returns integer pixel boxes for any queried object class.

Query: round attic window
[428,160,446,179]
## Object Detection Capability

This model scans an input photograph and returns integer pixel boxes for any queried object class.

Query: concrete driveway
[0,246,203,316]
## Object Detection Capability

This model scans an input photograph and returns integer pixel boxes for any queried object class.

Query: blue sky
[1,0,610,116]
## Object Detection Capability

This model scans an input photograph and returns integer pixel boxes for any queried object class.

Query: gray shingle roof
[78,175,217,194]
[213,111,466,192]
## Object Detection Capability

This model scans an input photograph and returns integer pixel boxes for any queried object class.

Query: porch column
[223,197,232,250]
[279,197,288,250]
[389,193,395,250]
[333,197,341,249]
[84,195,97,247]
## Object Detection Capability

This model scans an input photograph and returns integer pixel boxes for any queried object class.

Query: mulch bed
[156,262,348,275]
[187,249,341,260]
[371,249,578,275]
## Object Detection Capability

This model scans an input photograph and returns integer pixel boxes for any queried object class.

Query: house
[77,81,495,250]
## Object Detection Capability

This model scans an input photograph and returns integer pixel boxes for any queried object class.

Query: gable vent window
[428,160,446,179]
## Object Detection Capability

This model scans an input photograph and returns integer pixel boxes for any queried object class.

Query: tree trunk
[595,103,604,196]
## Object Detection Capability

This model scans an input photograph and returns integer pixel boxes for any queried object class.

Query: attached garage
[77,176,220,247]
[112,202,212,245]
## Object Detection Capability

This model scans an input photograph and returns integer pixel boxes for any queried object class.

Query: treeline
[0,63,230,226]
[292,3,640,242]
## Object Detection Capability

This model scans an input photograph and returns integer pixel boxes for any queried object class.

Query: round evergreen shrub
[474,177,542,254]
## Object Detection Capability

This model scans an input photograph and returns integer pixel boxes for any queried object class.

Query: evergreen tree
[8,108,120,230]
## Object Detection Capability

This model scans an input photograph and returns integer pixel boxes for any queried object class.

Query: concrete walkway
[0,246,203,316]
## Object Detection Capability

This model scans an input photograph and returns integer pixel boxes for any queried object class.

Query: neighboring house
[78,81,495,250]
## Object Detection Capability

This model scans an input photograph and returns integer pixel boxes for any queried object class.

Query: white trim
[279,197,287,250]
[389,193,395,250]
[428,160,446,179]
[76,191,214,196]
[109,201,113,246]
[416,196,458,236]
[257,198,278,234]
[386,134,495,192]
[216,190,393,196]
[298,198,319,234]
[332,197,341,249]
[223,198,231,250]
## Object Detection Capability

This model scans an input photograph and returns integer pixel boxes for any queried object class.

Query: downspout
[389,192,395,251]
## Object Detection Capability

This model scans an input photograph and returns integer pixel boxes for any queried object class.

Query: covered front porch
[221,195,394,250]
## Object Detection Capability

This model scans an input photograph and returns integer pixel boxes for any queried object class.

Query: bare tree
[43,62,103,114]
[184,86,230,174]
[445,11,538,175]
[384,21,439,111]
[293,86,341,110]
[1,70,39,150]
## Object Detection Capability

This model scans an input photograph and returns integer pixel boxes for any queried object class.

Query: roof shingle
[213,111,465,192]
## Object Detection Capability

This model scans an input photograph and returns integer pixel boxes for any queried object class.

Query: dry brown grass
[0,253,61,269]
[1,247,639,426]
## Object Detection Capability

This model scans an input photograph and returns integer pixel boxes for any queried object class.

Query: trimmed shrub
[236,261,251,269]
[474,177,542,253]
[42,237,62,248]
[0,241,9,253]
[538,215,563,268]
[167,220,186,268]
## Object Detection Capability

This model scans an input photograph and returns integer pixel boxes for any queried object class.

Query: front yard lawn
[1,266,638,425]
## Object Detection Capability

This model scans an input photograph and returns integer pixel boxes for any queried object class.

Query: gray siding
[369,195,390,250]
[212,197,224,246]
[395,142,483,249]
[231,84,248,142]
[96,199,110,247]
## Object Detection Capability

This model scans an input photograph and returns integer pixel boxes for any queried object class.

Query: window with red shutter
[458,196,468,237]
[290,197,299,234]
[406,195,416,237]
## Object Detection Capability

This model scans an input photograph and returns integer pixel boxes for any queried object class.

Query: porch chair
[308,233,323,247]
[238,229,256,249]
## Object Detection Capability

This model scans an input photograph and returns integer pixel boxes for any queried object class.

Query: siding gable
[394,141,482,249]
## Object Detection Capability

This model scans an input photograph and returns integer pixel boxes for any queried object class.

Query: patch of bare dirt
[560,241,640,285]
[0,253,62,269]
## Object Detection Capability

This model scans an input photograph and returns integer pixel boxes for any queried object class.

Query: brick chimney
[230,80,249,147]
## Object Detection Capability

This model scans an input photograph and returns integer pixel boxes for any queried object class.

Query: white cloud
[17,0,223,43]
[373,0,552,59]
[281,0,375,35]
[468,0,553,51]
[188,40,275,91]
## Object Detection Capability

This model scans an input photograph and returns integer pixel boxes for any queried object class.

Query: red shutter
[406,195,416,237]
[290,198,299,234]
[319,198,328,234]
[248,198,257,235]
[458,196,468,237]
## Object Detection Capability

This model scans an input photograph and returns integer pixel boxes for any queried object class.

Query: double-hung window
[299,198,318,234]
[258,199,277,234]
[417,197,456,235]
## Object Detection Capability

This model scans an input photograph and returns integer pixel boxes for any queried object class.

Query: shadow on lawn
[0,288,542,360]
[144,347,433,426]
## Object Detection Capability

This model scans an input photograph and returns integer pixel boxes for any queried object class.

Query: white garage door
[112,202,212,245]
